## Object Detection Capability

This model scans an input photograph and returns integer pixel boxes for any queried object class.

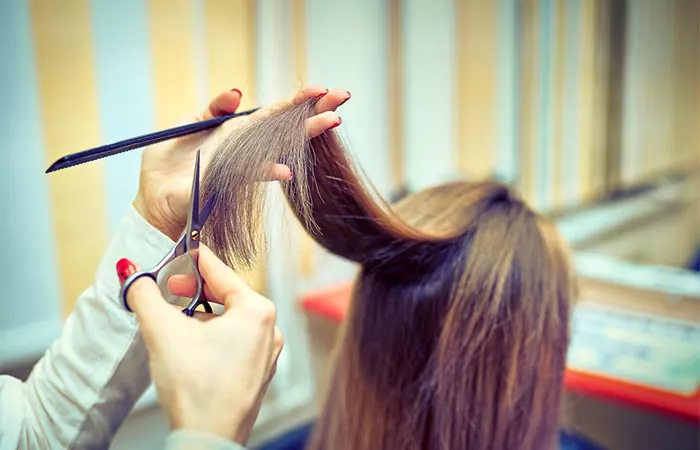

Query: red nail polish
[328,117,342,130]
[315,89,329,98]
[288,170,294,180]
[231,88,242,97]
[116,258,138,284]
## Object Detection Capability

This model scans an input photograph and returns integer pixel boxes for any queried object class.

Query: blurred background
[0,0,698,449]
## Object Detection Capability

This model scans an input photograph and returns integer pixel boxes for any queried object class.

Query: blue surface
[255,422,606,450]
[688,244,700,272]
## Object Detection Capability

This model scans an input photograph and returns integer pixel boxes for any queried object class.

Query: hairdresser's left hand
[134,86,351,241]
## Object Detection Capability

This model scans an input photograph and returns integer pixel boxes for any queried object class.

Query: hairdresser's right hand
[134,86,351,241]
[121,245,284,445]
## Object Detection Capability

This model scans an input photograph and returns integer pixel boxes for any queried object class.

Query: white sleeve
[165,430,247,450]
[0,205,174,450]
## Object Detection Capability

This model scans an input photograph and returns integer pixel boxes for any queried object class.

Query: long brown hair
[202,99,576,450]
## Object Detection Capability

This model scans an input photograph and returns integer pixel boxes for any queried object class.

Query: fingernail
[288,170,294,180]
[315,89,329,98]
[339,91,351,106]
[116,258,138,284]
[328,117,342,130]
[231,88,242,97]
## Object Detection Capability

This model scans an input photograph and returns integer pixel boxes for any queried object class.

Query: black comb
[45,107,260,173]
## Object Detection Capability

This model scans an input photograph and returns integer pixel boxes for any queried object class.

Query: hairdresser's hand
[134,86,351,240]
[121,245,283,445]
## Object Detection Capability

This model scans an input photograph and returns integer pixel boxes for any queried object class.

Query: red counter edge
[299,283,700,424]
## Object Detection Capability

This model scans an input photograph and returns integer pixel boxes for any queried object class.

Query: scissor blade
[199,194,217,227]
[186,150,201,235]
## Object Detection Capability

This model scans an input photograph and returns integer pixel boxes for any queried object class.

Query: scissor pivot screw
[191,230,199,241]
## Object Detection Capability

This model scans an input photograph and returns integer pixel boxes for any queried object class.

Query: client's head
[301,174,575,450]
[201,99,576,450]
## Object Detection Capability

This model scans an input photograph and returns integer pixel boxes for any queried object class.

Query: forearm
[0,205,174,450]
[165,430,247,450]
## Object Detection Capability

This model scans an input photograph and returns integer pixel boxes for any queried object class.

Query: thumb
[197,245,253,310]
[118,259,180,341]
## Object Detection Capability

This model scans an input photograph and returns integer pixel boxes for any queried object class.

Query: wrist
[132,194,151,226]
[166,429,248,450]
[172,412,247,445]
[133,194,182,241]
[169,395,250,445]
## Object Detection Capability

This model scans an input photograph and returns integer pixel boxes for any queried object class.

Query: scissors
[120,149,216,317]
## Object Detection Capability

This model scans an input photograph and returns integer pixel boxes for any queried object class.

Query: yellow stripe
[148,0,198,128]
[577,0,595,203]
[679,0,700,166]
[202,0,264,290]
[203,0,256,109]
[387,0,404,191]
[518,0,539,205]
[455,0,499,181]
[29,0,108,315]
[292,0,315,278]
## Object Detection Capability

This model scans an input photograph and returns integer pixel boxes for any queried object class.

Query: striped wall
[622,0,700,186]
[0,0,697,364]
[0,1,62,344]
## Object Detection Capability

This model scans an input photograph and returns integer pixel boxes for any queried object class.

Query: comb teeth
[46,155,105,173]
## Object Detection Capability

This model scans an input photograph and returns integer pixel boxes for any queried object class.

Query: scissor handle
[182,298,213,316]
[120,270,214,315]
[120,271,158,313]
[120,246,214,316]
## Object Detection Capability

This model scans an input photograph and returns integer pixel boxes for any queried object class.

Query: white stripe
[563,0,581,207]
[256,0,296,104]
[306,0,392,197]
[91,0,155,232]
[537,0,555,210]
[255,0,315,398]
[497,0,519,184]
[403,0,457,191]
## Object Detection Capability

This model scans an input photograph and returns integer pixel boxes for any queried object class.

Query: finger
[167,274,222,305]
[261,163,293,182]
[267,361,278,383]
[270,326,284,371]
[307,111,341,138]
[126,275,180,341]
[168,274,198,297]
[289,85,330,106]
[249,85,328,122]
[117,258,140,285]
[313,88,351,114]
[200,89,243,121]
[263,327,283,385]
